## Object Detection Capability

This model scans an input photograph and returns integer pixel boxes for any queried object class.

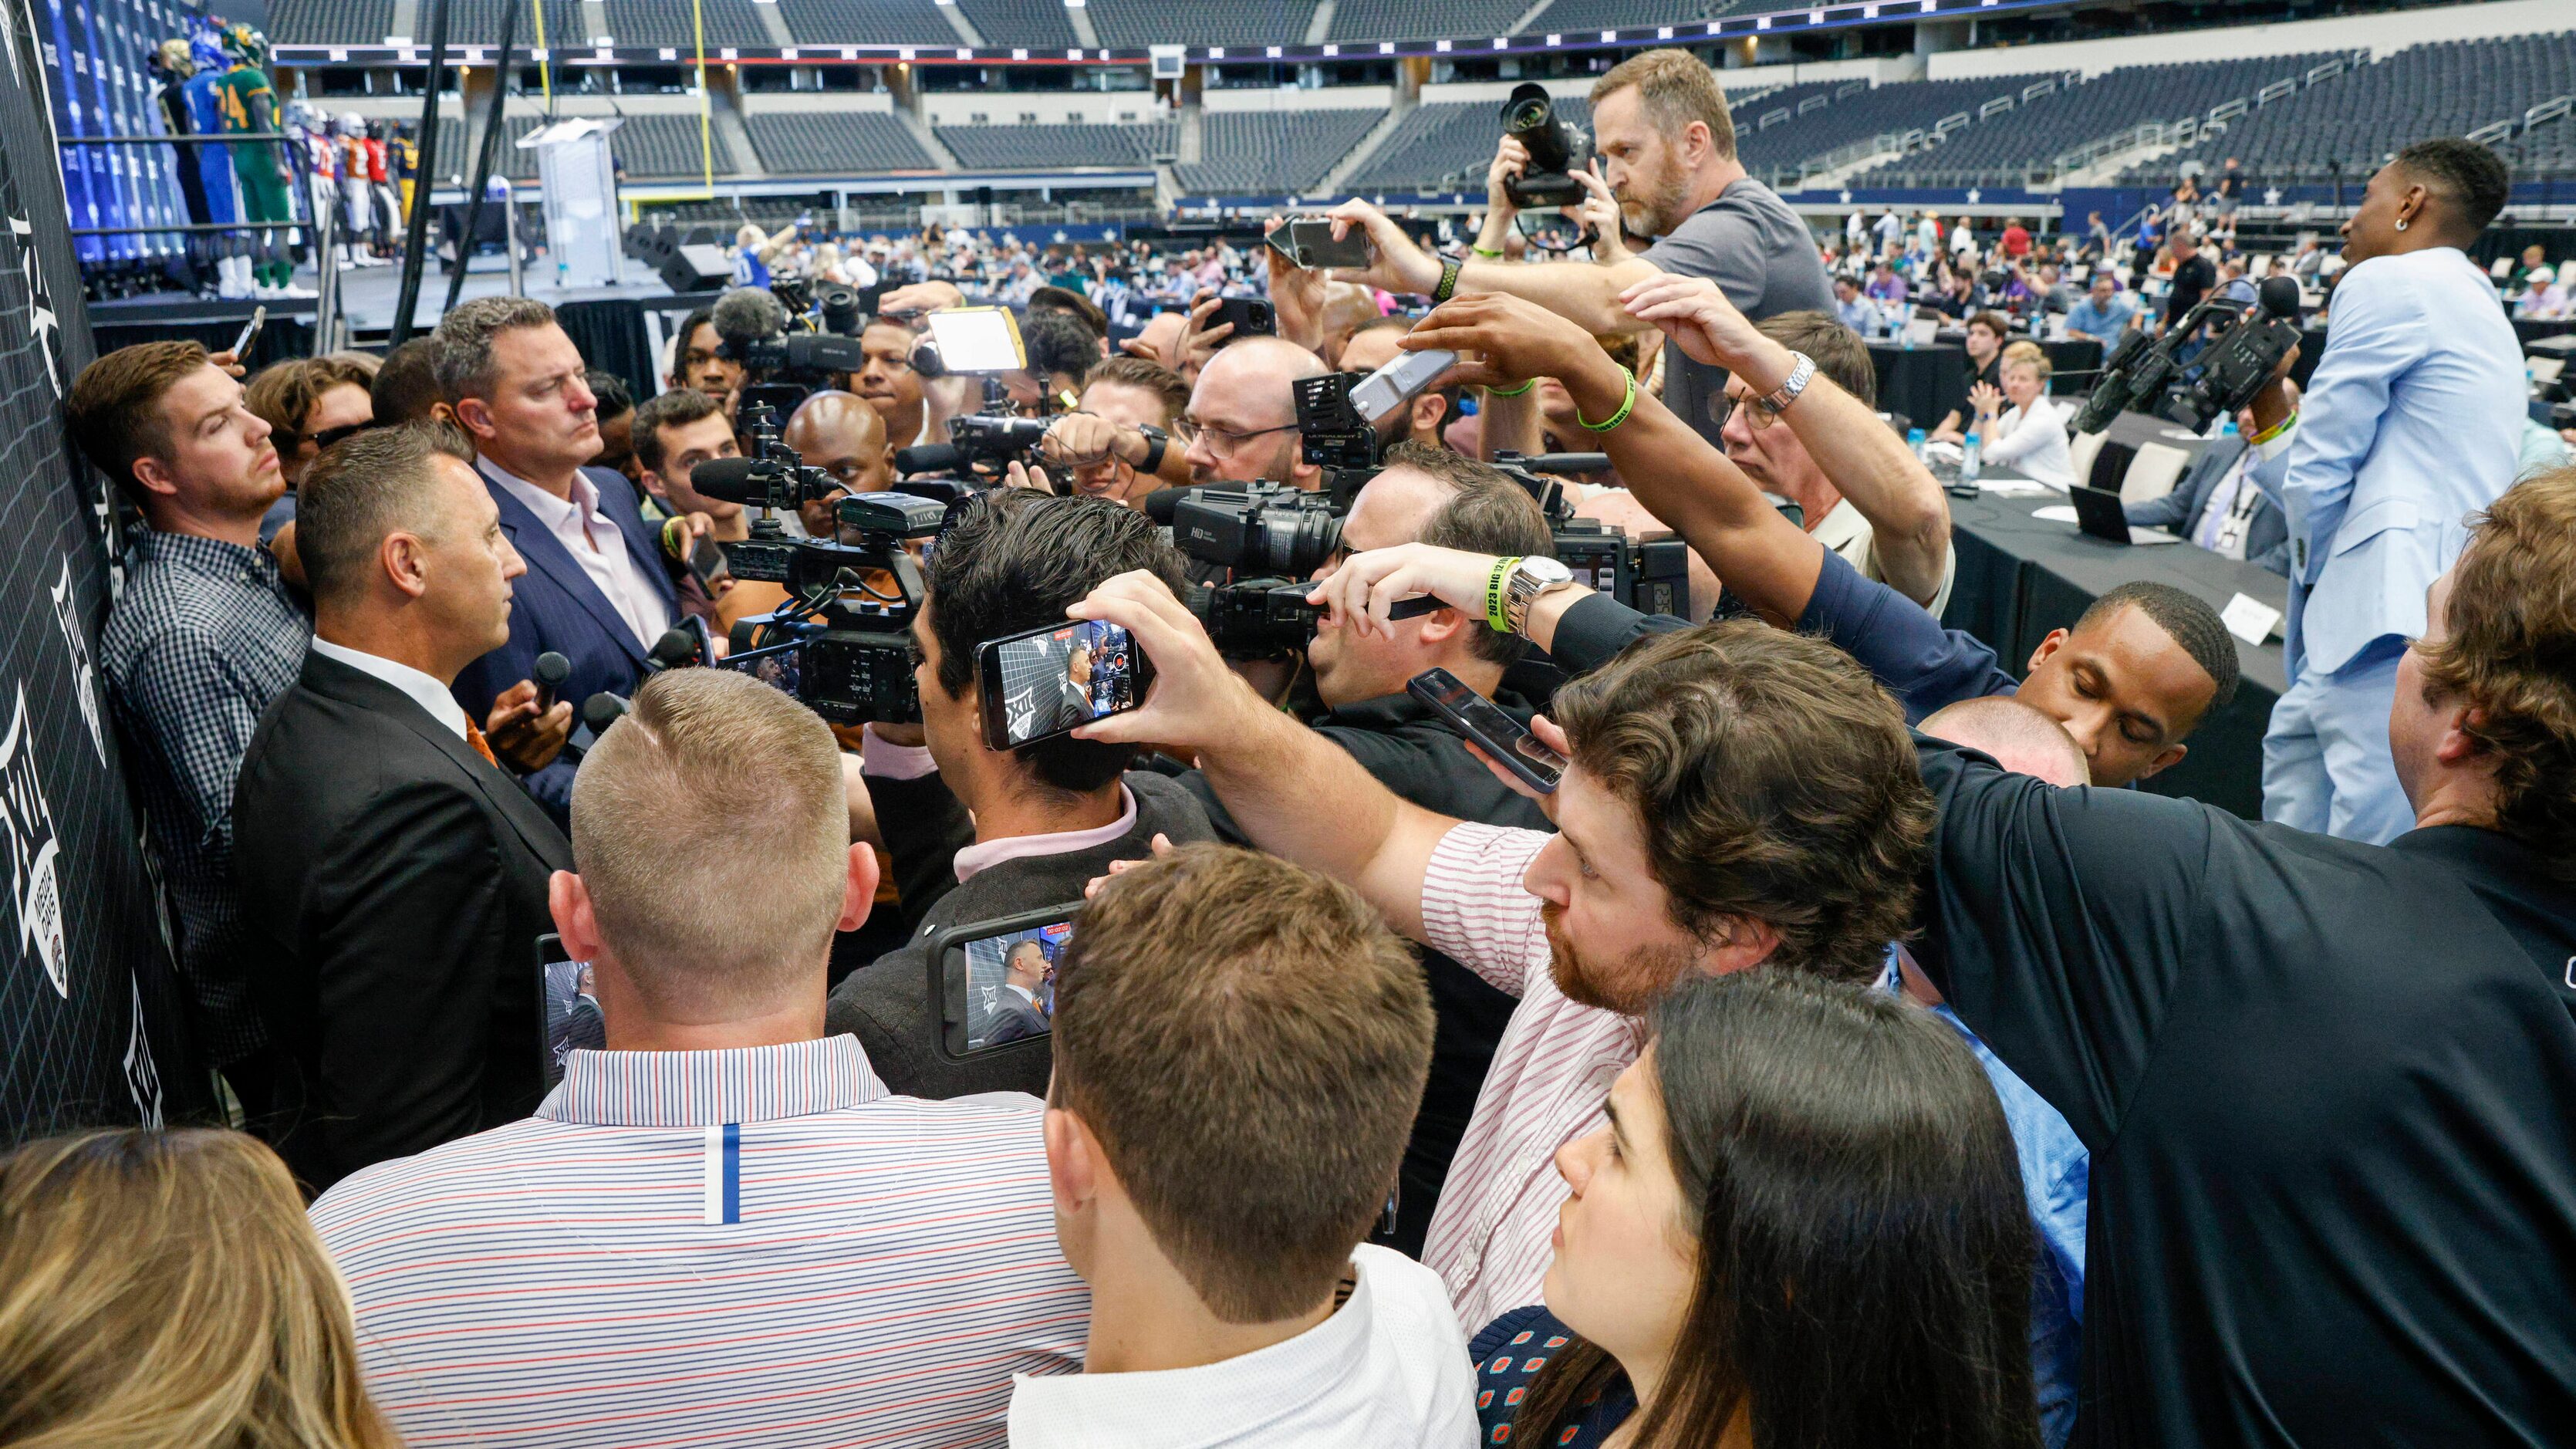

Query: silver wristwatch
[1503,556,1576,634]
[1757,350,1818,417]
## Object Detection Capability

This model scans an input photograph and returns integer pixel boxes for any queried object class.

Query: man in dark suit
[436,296,690,821]
[235,423,572,1192]
[984,941,1052,1045]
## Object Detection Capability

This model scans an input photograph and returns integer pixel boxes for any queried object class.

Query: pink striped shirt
[1416,823,1647,1329]
[309,1036,1088,1448]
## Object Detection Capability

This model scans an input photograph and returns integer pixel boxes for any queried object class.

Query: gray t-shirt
[1642,177,1837,448]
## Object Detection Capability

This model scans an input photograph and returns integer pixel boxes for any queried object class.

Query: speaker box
[660,243,731,295]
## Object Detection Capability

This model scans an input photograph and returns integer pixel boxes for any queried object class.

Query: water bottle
[1960,431,1982,486]
[2219,415,2238,438]
[555,258,569,292]
[1907,427,1927,462]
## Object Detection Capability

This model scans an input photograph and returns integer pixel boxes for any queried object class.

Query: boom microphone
[712,286,789,362]
[686,456,768,505]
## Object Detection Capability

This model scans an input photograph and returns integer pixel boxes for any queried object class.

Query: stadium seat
[1176,110,1386,194]
[746,112,939,174]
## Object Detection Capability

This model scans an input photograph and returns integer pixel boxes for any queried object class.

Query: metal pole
[445,0,521,315]
[391,0,454,346]
[505,193,525,297]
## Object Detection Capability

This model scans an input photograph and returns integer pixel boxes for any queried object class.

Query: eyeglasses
[1180,417,1295,458]
[1709,392,1781,432]
[277,421,374,453]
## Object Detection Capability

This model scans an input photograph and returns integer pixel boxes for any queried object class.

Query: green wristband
[1470,245,1503,258]
[1485,378,1535,397]
[1485,556,1522,633]
[1578,366,1638,434]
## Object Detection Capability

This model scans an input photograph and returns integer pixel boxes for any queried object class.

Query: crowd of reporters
[7,46,2576,1449]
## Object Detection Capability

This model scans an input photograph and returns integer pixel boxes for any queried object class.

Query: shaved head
[786,389,890,495]
[1921,696,2091,788]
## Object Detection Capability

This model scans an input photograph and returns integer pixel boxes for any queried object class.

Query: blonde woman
[0,1130,400,1449]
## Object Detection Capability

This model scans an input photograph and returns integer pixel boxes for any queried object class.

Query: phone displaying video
[923,306,1027,373]
[535,933,605,1088]
[936,910,1077,1058]
[977,618,1150,751]
[1407,667,1566,794]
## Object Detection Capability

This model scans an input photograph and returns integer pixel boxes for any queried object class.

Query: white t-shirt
[1980,397,2075,490]
[1008,1245,1477,1448]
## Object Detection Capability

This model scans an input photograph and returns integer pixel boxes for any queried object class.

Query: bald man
[1178,335,1329,491]
[1920,695,2091,788]
[785,390,893,533]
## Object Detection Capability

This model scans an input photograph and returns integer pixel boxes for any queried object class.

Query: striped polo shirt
[309,1035,1088,1448]
[1416,824,1646,1331]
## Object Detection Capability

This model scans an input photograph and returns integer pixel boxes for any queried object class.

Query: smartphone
[1349,343,1457,423]
[1267,218,1372,271]
[1211,296,1275,340]
[934,907,1079,1059]
[922,306,1027,373]
[1408,667,1566,794]
[534,933,604,1088]
[685,531,732,594]
[976,618,1152,751]
[229,304,266,359]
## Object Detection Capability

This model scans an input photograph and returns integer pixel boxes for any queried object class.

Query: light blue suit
[2252,247,2524,843]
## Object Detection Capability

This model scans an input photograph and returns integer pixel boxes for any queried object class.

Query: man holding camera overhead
[1328,49,1832,452]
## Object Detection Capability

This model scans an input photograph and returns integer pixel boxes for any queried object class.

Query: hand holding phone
[935,908,1079,1059]
[1408,667,1566,793]
[977,618,1153,751]
[1267,218,1373,272]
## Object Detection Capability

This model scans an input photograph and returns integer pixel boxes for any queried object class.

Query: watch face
[1522,558,1573,586]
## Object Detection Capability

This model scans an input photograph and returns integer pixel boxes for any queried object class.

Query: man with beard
[1068,571,1931,1329]
[1325,48,1832,451]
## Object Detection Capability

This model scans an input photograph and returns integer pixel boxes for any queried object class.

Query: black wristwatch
[1133,424,1170,475]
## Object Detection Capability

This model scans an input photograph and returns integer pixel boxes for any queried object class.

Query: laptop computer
[2071,483,2184,545]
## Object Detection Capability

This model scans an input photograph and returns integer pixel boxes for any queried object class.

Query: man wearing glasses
[1177,335,1332,491]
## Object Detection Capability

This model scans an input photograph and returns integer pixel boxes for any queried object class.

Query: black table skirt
[1869,336,2102,436]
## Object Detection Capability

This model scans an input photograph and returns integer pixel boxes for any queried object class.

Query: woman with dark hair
[1470,972,2039,1449]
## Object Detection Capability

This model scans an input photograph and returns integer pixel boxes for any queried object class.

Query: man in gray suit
[984,941,1052,1045]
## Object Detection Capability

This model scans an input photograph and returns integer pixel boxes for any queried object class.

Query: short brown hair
[1754,311,1873,408]
[295,422,479,605]
[1051,844,1433,1322]
[1968,310,2013,345]
[1549,621,1934,982]
[1380,441,1556,669]
[65,340,210,502]
[245,356,377,441]
[2416,464,2576,873]
[1592,49,1736,162]
[1079,355,1190,427]
[573,667,851,1011]
[630,387,728,474]
[371,336,451,427]
[434,294,560,404]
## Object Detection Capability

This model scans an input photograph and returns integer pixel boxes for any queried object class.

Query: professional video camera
[2071,275,2304,435]
[1488,451,1692,617]
[1501,83,1589,209]
[711,285,873,416]
[893,413,1052,479]
[690,403,877,585]
[1292,342,1463,502]
[1170,480,1344,577]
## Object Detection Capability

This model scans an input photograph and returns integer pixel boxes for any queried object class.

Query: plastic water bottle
[1907,427,1928,461]
[2219,415,2238,438]
[556,258,569,292]
[1960,431,1983,486]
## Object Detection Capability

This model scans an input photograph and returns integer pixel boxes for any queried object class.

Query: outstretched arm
[1323,199,1656,337]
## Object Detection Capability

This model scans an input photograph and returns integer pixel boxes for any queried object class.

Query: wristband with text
[1485,556,1523,633]
[1578,366,1639,434]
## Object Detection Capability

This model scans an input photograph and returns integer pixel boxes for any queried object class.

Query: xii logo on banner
[0,684,67,997]
[49,559,104,763]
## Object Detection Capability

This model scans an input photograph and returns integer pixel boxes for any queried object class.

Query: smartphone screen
[978,619,1148,751]
[1285,219,1371,271]
[535,933,604,1088]
[1408,667,1566,793]
[923,306,1026,373]
[687,532,732,593]
[941,915,1075,1056]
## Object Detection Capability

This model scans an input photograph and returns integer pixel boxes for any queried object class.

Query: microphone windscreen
[2257,275,2303,319]
[1142,486,1193,525]
[893,443,965,477]
[532,650,570,687]
[687,456,764,503]
[581,692,629,736]
[712,287,788,353]
[650,630,701,670]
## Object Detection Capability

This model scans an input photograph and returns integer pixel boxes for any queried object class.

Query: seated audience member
[1025,356,1192,506]
[1180,335,1329,489]
[1832,274,1878,336]
[1384,285,2237,787]
[783,388,893,517]
[1713,311,1954,611]
[585,367,638,484]
[829,492,1215,1098]
[1970,351,2072,489]
[312,667,1088,1446]
[631,386,788,633]
[74,341,302,1106]
[1339,316,1456,451]
[2124,394,2293,573]
[1473,974,2038,1449]
[0,1130,399,1449]
[1012,845,1474,1447]
[439,295,677,819]
[2063,271,2137,345]
[245,354,375,488]
[233,424,571,1191]
[1893,466,2576,1444]
[367,334,451,427]
[1929,310,2010,443]
[1075,576,1931,1335]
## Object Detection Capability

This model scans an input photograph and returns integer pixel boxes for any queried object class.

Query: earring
[2395,218,2409,232]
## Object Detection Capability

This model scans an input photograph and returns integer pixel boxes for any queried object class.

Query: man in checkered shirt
[1071,570,1933,1330]
[73,342,307,1101]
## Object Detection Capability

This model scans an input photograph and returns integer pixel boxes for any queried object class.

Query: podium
[518,117,623,288]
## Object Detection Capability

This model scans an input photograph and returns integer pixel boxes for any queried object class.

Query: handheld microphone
[581,692,629,737]
[532,651,569,711]
[649,630,701,672]
[711,287,789,363]
[2256,274,2303,319]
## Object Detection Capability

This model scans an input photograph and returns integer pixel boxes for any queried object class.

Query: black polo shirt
[1913,737,2576,1446]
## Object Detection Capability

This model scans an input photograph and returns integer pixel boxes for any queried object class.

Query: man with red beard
[1069,572,1932,1327]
